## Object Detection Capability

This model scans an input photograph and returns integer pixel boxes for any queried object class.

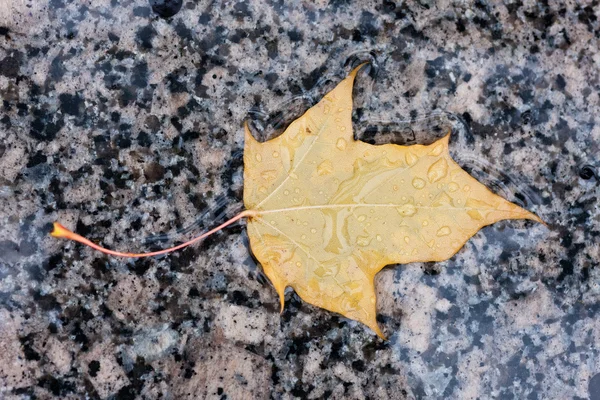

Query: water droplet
[404,236,410,243]
[376,235,382,242]
[431,192,454,207]
[427,158,448,183]
[283,190,290,195]
[272,151,279,158]
[436,226,451,236]
[270,220,276,225]
[463,185,471,192]
[370,296,376,304]
[396,203,417,217]
[317,159,333,176]
[296,262,302,267]
[580,166,595,180]
[289,172,298,179]
[412,178,426,189]
[467,210,482,220]
[294,188,300,194]
[393,185,399,191]
[448,182,459,192]
[427,239,435,248]
[357,236,370,246]
[422,220,429,226]
[260,170,277,181]
[465,198,492,220]
[357,215,366,222]
[303,221,308,226]
[301,234,307,239]
[340,126,346,131]
[336,138,347,151]
[255,154,262,162]
[405,152,418,166]
[430,143,444,156]
[310,228,317,234]
[258,186,267,193]
[355,158,366,171]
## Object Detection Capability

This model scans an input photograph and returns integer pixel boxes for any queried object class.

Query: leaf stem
[51,209,258,258]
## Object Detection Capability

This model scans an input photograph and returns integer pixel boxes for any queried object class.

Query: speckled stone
[0,1,599,399]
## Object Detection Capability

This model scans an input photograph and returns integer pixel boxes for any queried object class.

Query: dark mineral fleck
[579,166,596,180]
[149,0,182,18]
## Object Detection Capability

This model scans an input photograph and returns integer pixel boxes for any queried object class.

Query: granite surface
[0,0,599,399]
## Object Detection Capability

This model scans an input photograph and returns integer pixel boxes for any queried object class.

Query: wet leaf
[50,65,543,339]
[243,66,542,337]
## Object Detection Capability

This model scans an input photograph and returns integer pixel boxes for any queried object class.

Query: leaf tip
[509,206,547,228]
[371,323,387,340]
[528,212,548,227]
[244,121,260,147]
[279,295,285,314]
[363,311,387,339]
[437,131,451,148]
[349,62,369,79]
[276,285,286,314]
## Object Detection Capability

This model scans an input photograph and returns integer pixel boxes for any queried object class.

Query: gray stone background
[0,0,599,399]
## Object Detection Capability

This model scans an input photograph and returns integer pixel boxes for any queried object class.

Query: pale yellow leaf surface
[243,66,542,338]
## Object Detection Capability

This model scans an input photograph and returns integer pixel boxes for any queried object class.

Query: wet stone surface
[0,1,599,399]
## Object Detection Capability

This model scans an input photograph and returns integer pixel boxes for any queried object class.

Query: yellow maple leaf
[243,65,542,338]
[51,65,543,339]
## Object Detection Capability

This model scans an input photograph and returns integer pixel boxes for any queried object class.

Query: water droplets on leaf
[437,226,451,236]
[427,158,449,183]
[243,65,543,338]
[261,170,277,181]
[405,152,418,166]
[396,204,417,217]
[412,177,426,189]
[317,160,333,176]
